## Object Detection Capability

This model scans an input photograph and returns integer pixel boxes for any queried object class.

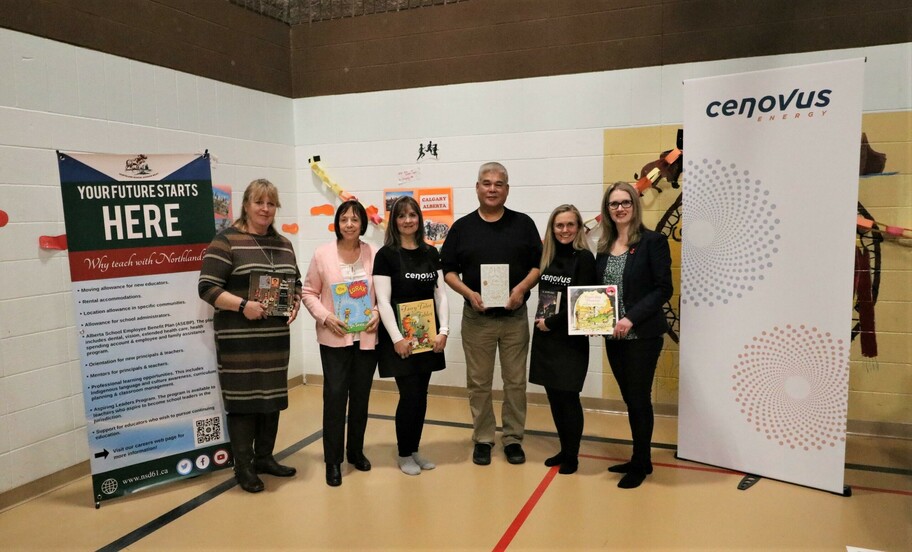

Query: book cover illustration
[396,299,437,354]
[567,285,618,335]
[331,280,373,332]
[535,290,562,320]
[213,184,233,233]
[480,264,509,308]
[248,271,296,317]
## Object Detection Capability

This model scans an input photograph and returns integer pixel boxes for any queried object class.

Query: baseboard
[0,461,90,513]
[846,419,912,440]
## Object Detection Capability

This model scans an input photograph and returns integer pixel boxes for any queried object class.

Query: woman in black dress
[529,204,596,475]
[374,196,449,476]
[596,182,673,489]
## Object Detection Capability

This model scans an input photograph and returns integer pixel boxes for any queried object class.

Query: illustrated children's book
[567,285,618,335]
[480,264,509,308]
[248,271,296,317]
[535,290,562,320]
[330,280,373,332]
[396,299,437,354]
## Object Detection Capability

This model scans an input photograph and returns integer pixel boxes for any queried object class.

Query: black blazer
[595,229,673,339]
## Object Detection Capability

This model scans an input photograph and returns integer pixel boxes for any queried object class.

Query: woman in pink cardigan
[302,200,380,487]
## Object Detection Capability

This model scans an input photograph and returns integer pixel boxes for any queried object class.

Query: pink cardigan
[302,240,378,350]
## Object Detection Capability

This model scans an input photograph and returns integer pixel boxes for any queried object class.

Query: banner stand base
[674,449,854,498]
[737,474,761,491]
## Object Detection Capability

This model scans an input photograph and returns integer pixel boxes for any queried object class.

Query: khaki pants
[461,305,530,446]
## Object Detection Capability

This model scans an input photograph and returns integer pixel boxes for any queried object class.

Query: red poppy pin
[629,247,636,255]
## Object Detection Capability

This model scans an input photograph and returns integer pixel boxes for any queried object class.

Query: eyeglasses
[607,200,633,211]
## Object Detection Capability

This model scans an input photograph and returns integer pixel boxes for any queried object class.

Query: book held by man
[396,299,437,354]
[480,263,509,308]
[567,285,618,335]
[331,280,372,332]
[248,271,296,317]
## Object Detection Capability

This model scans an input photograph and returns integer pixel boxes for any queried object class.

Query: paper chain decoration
[308,156,385,229]
[856,215,912,238]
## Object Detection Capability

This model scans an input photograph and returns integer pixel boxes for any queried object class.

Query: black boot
[326,463,342,487]
[227,413,264,493]
[254,411,297,477]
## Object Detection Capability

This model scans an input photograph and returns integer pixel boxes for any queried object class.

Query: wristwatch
[239,299,248,313]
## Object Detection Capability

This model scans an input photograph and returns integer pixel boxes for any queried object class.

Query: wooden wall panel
[1,0,908,98]
[0,0,291,96]
[291,0,911,98]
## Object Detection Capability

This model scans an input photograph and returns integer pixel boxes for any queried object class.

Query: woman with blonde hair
[198,178,301,493]
[596,182,672,488]
[529,204,596,474]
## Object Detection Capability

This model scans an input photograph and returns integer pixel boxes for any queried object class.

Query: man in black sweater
[441,162,541,466]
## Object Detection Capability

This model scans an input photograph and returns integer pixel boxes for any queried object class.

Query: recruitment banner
[677,59,864,493]
[383,187,453,245]
[58,152,230,505]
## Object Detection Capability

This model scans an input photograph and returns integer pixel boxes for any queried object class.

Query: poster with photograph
[383,187,453,245]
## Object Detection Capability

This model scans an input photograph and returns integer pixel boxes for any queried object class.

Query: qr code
[193,415,222,447]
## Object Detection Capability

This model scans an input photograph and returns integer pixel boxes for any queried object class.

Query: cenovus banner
[58,152,231,506]
[677,59,864,494]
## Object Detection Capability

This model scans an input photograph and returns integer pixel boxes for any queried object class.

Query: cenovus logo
[706,88,832,119]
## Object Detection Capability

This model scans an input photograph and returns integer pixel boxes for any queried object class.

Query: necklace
[251,234,275,271]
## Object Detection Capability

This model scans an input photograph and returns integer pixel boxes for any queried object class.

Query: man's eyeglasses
[607,200,633,211]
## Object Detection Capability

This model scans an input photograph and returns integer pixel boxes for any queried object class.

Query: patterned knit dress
[198,227,301,413]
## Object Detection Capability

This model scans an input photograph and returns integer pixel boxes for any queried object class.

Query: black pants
[319,344,377,464]
[604,336,663,469]
[394,371,432,457]
[545,387,583,457]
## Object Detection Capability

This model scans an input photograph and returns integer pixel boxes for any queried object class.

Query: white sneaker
[397,455,421,476]
[411,452,436,470]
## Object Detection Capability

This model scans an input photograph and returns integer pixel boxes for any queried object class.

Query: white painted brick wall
[0,24,908,493]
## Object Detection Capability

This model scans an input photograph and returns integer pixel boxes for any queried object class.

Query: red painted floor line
[851,485,912,497]
[491,455,910,550]
[492,466,559,552]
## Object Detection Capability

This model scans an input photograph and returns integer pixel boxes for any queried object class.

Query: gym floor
[1,384,909,551]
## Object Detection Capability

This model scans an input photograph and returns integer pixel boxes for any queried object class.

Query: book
[480,264,509,308]
[330,280,373,332]
[567,285,619,335]
[396,299,437,354]
[535,290,562,320]
[248,271,296,317]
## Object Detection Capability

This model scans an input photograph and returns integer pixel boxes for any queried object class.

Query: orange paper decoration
[311,204,334,217]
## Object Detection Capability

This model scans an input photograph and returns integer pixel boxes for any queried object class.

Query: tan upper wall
[2,0,909,98]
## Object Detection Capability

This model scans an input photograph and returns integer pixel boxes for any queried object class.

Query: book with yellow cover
[396,299,437,354]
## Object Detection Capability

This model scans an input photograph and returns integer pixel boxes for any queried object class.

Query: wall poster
[58,151,230,505]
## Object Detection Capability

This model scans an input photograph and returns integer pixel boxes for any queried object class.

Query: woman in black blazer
[596,182,673,489]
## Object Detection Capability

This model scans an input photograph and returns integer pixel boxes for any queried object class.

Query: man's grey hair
[477,162,509,184]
